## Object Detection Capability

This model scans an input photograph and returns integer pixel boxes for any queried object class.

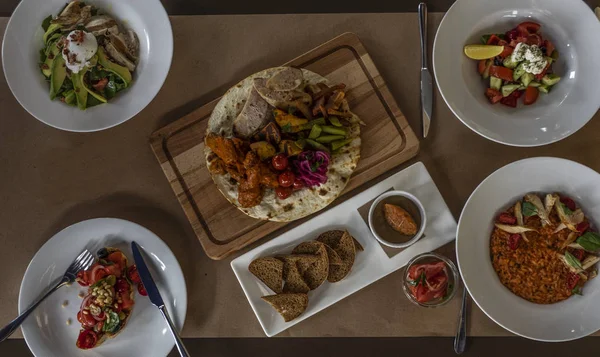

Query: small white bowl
[368,191,427,249]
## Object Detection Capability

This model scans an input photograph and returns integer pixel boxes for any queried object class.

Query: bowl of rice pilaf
[457,157,600,341]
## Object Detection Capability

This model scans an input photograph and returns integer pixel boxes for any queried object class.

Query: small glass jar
[402,252,459,307]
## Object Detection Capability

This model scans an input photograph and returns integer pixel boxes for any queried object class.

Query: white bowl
[19,218,187,357]
[457,157,600,341]
[433,0,600,147]
[2,0,173,132]
[368,190,427,248]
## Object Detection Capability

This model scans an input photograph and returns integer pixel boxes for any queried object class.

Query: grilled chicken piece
[259,164,279,188]
[238,151,264,207]
[51,1,92,29]
[205,134,246,173]
[266,67,304,91]
[233,88,272,139]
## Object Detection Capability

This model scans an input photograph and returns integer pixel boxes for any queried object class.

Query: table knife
[132,242,190,357]
[419,2,433,138]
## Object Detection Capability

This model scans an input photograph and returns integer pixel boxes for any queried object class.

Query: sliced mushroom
[556,202,584,232]
[553,223,567,234]
[495,223,537,234]
[514,202,530,242]
[103,42,136,72]
[84,15,119,36]
[525,194,550,226]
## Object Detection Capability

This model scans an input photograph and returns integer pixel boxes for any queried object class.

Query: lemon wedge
[464,45,504,60]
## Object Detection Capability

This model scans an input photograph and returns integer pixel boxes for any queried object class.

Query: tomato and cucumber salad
[75,247,147,349]
[465,21,561,107]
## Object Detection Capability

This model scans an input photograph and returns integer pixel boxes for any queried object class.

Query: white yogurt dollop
[61,30,98,74]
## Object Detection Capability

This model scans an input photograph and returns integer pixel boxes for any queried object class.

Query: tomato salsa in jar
[402,252,459,307]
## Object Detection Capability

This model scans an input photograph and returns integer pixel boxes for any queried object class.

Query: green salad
[39,0,139,110]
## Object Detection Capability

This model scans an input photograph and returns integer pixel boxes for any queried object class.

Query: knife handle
[159,305,190,357]
[418,2,428,69]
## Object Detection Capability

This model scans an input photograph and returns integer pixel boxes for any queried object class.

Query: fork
[0,249,94,342]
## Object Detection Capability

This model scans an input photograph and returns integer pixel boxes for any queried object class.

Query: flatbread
[205,67,361,222]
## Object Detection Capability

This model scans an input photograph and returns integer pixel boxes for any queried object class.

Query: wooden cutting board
[150,32,419,260]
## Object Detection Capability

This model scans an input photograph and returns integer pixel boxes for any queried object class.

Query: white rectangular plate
[231,162,457,336]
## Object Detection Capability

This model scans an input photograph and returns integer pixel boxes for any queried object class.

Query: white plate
[457,157,600,341]
[231,162,457,337]
[433,0,600,147]
[19,218,187,357]
[2,0,173,132]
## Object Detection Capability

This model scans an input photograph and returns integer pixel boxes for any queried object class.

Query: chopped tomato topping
[544,39,555,57]
[523,86,539,105]
[107,252,127,271]
[485,88,503,104]
[489,65,514,82]
[567,273,581,290]
[92,78,108,92]
[137,283,148,296]
[576,221,590,234]
[407,261,449,303]
[486,34,501,45]
[76,329,98,349]
[500,96,517,108]
[127,265,142,284]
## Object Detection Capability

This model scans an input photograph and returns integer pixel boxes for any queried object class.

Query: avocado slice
[49,55,67,100]
[70,72,88,110]
[77,66,108,104]
[63,90,76,105]
[41,41,60,78]
[43,23,62,44]
[97,46,131,86]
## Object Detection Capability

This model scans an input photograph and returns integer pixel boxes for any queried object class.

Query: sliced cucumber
[482,59,492,79]
[541,74,561,86]
[528,81,541,88]
[538,84,550,94]
[490,76,502,91]
[544,56,553,65]
[501,84,521,97]
[520,72,534,87]
[513,62,526,81]
[503,57,519,69]
[551,50,559,61]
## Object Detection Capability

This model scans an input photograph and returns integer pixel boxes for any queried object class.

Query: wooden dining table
[1,0,599,355]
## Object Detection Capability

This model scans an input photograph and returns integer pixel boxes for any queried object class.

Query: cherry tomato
[113,303,123,313]
[127,265,142,284]
[105,264,122,278]
[486,34,501,45]
[292,178,305,190]
[488,66,514,82]
[500,95,517,108]
[477,60,487,75]
[517,21,541,35]
[523,86,539,105]
[91,266,108,284]
[115,278,130,294]
[576,221,590,234]
[560,197,577,211]
[137,283,148,296]
[544,39,555,57]
[485,88,502,104]
[96,311,106,321]
[76,271,90,287]
[566,273,581,290]
[121,291,135,310]
[76,329,98,349]
[278,171,295,188]
[571,249,585,261]
[508,234,521,250]
[271,154,288,171]
[505,28,519,41]
[77,311,96,328]
[498,45,514,59]
[275,187,292,200]
[497,213,517,225]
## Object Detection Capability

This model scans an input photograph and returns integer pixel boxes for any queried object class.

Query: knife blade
[131,242,190,356]
[421,69,433,138]
[418,2,433,138]
[131,241,165,308]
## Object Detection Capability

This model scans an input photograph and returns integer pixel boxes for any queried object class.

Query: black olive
[494,57,503,66]
[541,46,547,54]
[97,248,108,258]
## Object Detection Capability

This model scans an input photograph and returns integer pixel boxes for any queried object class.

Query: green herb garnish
[576,232,600,252]
[565,251,583,271]
[522,201,538,217]
[41,15,52,32]
[572,286,583,296]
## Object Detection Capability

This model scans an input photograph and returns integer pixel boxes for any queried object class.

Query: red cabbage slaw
[293,151,330,187]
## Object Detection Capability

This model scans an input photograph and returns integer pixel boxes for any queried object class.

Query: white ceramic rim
[456,157,600,342]
[18,217,187,356]
[1,0,173,132]
[368,190,427,249]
